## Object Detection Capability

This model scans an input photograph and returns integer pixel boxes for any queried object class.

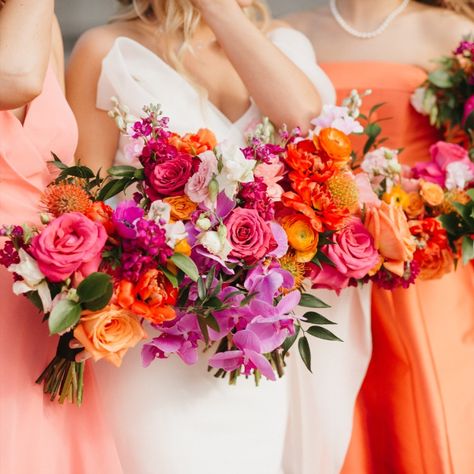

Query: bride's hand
[191,0,250,14]
[69,338,92,363]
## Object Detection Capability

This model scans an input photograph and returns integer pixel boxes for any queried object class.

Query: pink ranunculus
[225,208,275,264]
[184,150,218,204]
[254,160,285,201]
[30,212,107,282]
[149,153,194,197]
[463,94,474,125]
[412,141,473,187]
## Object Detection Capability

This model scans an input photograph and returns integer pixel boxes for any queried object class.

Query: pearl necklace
[329,0,410,39]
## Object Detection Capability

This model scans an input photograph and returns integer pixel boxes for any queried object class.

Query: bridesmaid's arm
[66,28,120,172]
[0,0,54,109]
[194,0,322,131]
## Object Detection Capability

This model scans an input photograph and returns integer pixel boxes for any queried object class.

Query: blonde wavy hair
[416,0,474,20]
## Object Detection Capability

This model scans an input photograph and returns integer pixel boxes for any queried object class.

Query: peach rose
[364,202,415,276]
[420,181,444,207]
[74,305,147,367]
[163,195,197,221]
[281,214,319,263]
[403,192,425,219]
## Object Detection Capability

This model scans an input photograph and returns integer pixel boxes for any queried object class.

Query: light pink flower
[254,160,285,201]
[184,151,218,204]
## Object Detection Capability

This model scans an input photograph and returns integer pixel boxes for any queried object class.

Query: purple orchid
[208,330,276,381]
[113,200,145,239]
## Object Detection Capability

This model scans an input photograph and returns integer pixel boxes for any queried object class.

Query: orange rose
[365,202,415,276]
[420,181,444,207]
[403,192,425,219]
[163,195,197,221]
[117,269,177,325]
[315,128,352,167]
[281,214,319,263]
[86,201,115,233]
[74,306,147,367]
[170,128,217,155]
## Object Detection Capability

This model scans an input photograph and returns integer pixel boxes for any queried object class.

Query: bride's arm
[0,0,54,109]
[195,0,322,131]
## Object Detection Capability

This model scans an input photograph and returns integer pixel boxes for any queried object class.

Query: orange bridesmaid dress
[0,66,122,474]
[322,62,474,474]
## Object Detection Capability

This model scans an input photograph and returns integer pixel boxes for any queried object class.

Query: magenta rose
[225,208,275,264]
[30,212,107,282]
[413,141,470,186]
[307,217,379,292]
[148,153,194,197]
[463,94,474,125]
[306,262,351,293]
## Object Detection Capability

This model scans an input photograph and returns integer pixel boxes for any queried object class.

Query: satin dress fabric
[0,66,123,473]
[323,62,474,474]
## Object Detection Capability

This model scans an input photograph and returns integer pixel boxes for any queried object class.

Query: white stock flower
[311,104,363,135]
[445,161,474,190]
[8,249,52,312]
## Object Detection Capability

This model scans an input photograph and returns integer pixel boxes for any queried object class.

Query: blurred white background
[56,0,324,53]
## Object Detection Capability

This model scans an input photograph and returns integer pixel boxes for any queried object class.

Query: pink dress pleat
[0,66,122,474]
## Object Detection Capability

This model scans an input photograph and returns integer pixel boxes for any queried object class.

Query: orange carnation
[73,306,147,368]
[117,269,178,325]
[315,128,352,167]
[281,214,319,263]
[163,195,197,221]
[170,128,217,155]
[365,202,415,276]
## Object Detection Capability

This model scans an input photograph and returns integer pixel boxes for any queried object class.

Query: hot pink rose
[307,217,379,292]
[412,141,472,187]
[31,212,107,282]
[225,208,275,264]
[184,151,218,203]
[306,262,350,293]
[463,94,474,125]
[149,153,194,197]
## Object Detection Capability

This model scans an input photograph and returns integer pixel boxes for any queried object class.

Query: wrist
[197,0,243,21]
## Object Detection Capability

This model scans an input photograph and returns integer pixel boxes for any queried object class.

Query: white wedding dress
[96,28,371,474]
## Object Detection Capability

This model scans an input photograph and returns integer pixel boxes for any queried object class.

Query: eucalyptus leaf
[48,300,81,335]
[170,253,199,282]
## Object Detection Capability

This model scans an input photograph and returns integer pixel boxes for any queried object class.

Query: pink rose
[307,217,379,292]
[185,151,218,203]
[149,153,194,197]
[412,141,472,187]
[225,208,275,264]
[31,212,107,282]
[306,262,351,293]
[463,94,474,125]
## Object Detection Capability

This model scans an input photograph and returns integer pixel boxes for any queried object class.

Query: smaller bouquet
[412,37,474,155]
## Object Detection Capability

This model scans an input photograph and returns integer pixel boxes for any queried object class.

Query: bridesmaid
[288,1,474,473]
[0,1,122,473]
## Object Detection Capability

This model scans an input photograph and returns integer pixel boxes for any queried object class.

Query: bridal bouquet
[412,37,474,155]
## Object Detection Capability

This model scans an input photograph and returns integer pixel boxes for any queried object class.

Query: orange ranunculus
[281,214,319,263]
[285,139,337,182]
[163,195,197,221]
[281,191,323,232]
[73,306,147,367]
[174,239,192,256]
[315,128,352,167]
[86,201,115,233]
[117,269,178,325]
[403,191,425,219]
[365,202,415,276]
[420,180,444,207]
[170,128,217,155]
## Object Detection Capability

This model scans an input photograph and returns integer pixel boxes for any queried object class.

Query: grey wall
[57,0,322,52]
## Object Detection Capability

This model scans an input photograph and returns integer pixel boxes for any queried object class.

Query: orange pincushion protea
[279,252,306,291]
[117,269,178,325]
[314,128,352,167]
[42,183,92,217]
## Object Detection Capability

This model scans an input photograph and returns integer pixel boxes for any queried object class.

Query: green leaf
[198,316,210,345]
[307,326,343,342]
[206,297,224,310]
[240,291,258,307]
[48,299,82,335]
[298,337,311,373]
[368,102,386,118]
[162,267,179,288]
[27,291,44,312]
[428,70,453,88]
[59,165,95,180]
[50,152,68,170]
[177,284,191,308]
[97,178,133,201]
[82,291,113,312]
[302,311,336,325]
[206,266,216,291]
[107,165,138,178]
[205,314,220,332]
[462,236,474,265]
[197,277,206,301]
[282,325,300,357]
[77,272,113,303]
[467,188,474,201]
[299,293,331,309]
[170,253,199,282]
[464,110,474,132]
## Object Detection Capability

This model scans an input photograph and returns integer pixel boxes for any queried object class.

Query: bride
[66,1,366,473]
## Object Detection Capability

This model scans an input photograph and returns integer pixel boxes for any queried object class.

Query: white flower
[148,200,187,248]
[445,161,474,190]
[216,142,256,198]
[196,215,212,231]
[165,221,187,249]
[411,87,428,115]
[8,249,52,312]
[312,104,363,135]
[148,200,171,224]
[198,225,232,261]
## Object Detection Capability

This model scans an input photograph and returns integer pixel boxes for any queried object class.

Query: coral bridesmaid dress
[322,62,474,474]
[0,66,122,474]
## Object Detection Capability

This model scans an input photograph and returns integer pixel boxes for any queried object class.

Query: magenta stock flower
[239,177,275,220]
[463,95,474,125]
[208,330,276,381]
